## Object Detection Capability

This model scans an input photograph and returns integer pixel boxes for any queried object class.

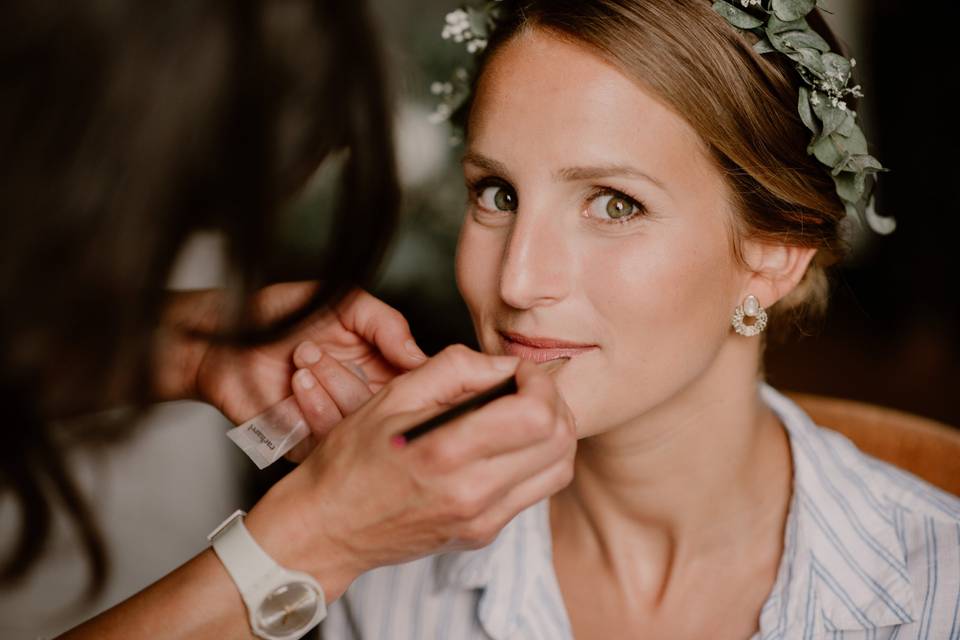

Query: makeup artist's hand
[151,284,427,425]
[245,345,577,602]
[278,337,382,462]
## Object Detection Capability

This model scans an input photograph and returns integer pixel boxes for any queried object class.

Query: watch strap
[208,509,277,602]
[208,509,327,640]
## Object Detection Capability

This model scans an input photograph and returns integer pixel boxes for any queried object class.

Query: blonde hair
[463,0,852,334]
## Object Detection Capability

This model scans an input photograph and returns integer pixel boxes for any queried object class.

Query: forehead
[468,28,721,194]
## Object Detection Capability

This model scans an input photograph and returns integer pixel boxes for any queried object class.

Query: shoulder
[761,383,960,523]
[762,385,960,635]
[848,441,960,633]
[809,416,960,523]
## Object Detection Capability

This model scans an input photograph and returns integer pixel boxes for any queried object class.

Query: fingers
[294,342,372,414]
[387,344,519,413]
[287,342,377,460]
[402,356,572,465]
[408,392,554,464]
[405,427,575,550]
[291,368,344,441]
[457,455,576,548]
[336,290,428,370]
[284,433,317,464]
[474,410,576,496]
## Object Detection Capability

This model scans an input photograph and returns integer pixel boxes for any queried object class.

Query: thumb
[336,290,427,369]
[386,345,519,413]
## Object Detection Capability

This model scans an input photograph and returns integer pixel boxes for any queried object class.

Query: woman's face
[456,29,749,437]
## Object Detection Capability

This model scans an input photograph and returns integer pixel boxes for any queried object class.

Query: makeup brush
[398,356,569,443]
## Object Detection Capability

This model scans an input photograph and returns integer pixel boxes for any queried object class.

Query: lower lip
[500,336,596,363]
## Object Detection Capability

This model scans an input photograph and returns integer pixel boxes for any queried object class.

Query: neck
[551,337,793,598]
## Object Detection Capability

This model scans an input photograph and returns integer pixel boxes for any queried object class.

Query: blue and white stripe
[320,384,960,639]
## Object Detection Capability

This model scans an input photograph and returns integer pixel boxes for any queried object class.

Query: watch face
[255,581,321,634]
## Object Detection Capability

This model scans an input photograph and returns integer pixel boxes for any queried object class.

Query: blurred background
[1,0,957,637]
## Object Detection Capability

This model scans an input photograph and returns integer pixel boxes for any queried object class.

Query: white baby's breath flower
[442,8,471,41]
[428,103,453,124]
[445,9,468,24]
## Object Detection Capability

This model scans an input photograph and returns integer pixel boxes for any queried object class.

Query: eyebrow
[462,151,668,193]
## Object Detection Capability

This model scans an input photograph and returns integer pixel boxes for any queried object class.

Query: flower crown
[430,0,895,235]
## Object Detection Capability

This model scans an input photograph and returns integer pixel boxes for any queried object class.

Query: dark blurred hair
[0,0,398,594]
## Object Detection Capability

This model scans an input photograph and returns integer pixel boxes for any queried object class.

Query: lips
[499,331,597,363]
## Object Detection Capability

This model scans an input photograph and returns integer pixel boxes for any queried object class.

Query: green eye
[478,184,517,212]
[606,196,633,219]
[587,191,645,223]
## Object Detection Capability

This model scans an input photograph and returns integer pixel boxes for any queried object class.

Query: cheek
[455,219,505,327]
[571,227,737,433]
[586,232,733,337]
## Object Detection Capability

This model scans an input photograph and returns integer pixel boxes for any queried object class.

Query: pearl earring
[731,294,768,337]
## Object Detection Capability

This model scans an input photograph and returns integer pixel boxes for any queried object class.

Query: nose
[498,207,572,310]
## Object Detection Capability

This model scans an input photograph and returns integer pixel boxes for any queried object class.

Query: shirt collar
[434,500,551,639]
[434,384,917,638]
[760,383,916,633]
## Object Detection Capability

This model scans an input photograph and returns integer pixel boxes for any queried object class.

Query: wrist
[209,510,327,639]
[244,483,362,603]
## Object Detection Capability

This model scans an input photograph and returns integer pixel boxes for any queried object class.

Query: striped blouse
[320,384,960,639]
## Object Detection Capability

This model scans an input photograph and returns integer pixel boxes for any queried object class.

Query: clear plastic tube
[226,396,309,469]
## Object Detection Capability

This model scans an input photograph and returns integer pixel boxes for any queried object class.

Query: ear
[738,239,817,309]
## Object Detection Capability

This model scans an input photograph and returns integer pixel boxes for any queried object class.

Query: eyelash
[466,176,649,226]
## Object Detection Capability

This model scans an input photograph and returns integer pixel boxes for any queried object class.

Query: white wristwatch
[208,509,327,640]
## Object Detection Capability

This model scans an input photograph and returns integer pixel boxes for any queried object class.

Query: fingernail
[298,341,322,365]
[390,434,407,449]
[493,356,519,372]
[405,339,427,361]
[295,369,316,390]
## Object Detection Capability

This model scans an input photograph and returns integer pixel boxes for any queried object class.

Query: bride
[311,1,960,638]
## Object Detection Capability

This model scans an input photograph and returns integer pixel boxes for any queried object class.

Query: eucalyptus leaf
[844,154,885,174]
[754,38,776,54]
[833,126,868,156]
[831,152,853,175]
[467,7,490,36]
[865,197,896,234]
[712,1,764,29]
[772,0,816,22]
[778,30,831,53]
[821,52,852,80]
[766,15,809,36]
[844,201,860,224]
[810,134,842,166]
[835,172,863,201]
[853,169,867,197]
[837,111,857,136]
[797,88,819,135]
[705,0,891,237]
[486,0,505,21]
[812,101,847,139]
[785,48,825,76]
